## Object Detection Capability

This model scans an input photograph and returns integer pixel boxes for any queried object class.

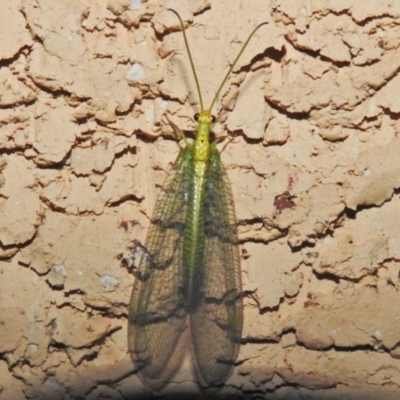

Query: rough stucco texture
[1,0,400,399]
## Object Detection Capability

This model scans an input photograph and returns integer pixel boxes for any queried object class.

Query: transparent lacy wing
[190,147,243,385]
[128,146,194,386]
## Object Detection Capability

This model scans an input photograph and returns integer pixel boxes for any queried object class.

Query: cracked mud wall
[1,0,400,399]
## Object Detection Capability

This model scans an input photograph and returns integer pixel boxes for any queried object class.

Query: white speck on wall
[373,330,383,340]
[51,265,67,276]
[77,271,83,277]
[126,63,145,82]
[322,236,334,245]
[145,102,155,123]
[364,169,371,176]
[204,26,219,40]
[27,344,38,355]
[100,274,119,290]
[299,6,308,16]
[352,145,361,154]
[130,0,142,10]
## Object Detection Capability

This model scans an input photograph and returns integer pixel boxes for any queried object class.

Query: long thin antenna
[168,9,268,114]
[208,22,268,112]
[168,9,204,111]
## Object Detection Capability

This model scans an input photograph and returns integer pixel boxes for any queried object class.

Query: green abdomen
[182,159,207,309]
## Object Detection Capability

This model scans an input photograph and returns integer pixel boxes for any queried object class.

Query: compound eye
[211,115,216,124]
[194,113,199,121]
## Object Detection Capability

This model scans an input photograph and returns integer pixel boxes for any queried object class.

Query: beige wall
[1,0,400,398]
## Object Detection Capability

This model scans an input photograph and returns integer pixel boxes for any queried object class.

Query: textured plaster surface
[1,0,400,399]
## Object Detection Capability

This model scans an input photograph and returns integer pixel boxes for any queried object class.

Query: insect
[128,9,267,388]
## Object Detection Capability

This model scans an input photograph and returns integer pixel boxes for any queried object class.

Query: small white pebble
[130,0,142,10]
[373,330,383,340]
[27,344,38,355]
[51,265,67,276]
[363,168,371,176]
[204,26,219,40]
[100,274,118,290]
[323,236,334,245]
[126,63,145,82]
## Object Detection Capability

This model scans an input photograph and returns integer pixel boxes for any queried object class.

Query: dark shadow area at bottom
[121,389,394,400]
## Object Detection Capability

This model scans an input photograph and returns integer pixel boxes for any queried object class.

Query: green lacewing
[128,10,267,388]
